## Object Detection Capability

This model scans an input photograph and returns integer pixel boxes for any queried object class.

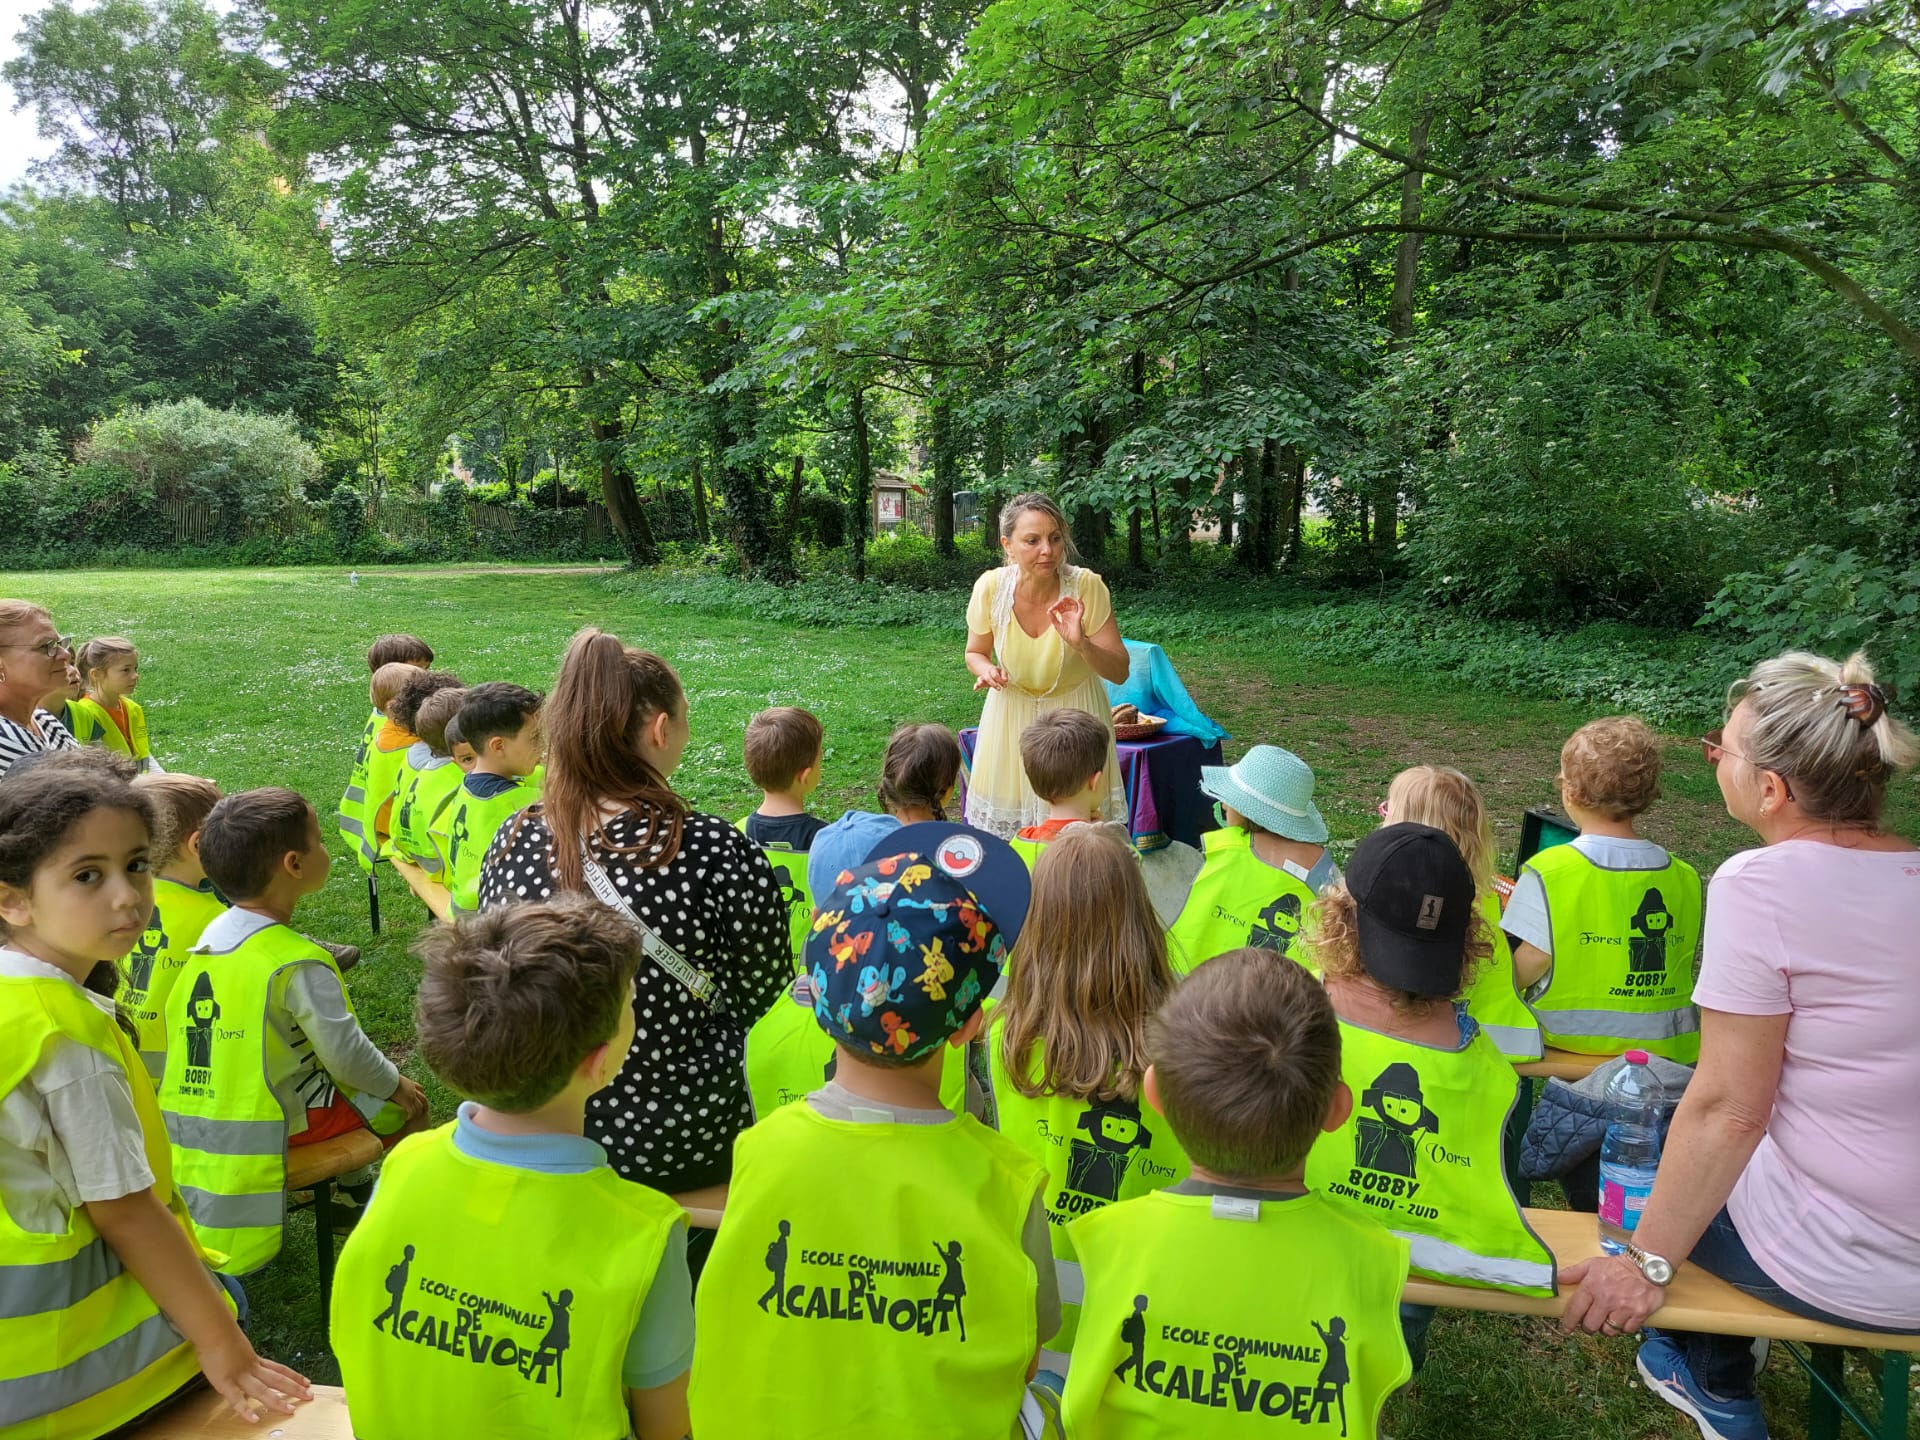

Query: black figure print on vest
[447,808,471,869]
[126,912,166,993]
[1311,1316,1352,1439]
[1249,892,1304,957]
[758,1219,792,1316]
[1355,1062,1438,1181]
[1115,1294,1150,1389]
[535,1289,573,1399]
[183,971,220,1068]
[1627,887,1673,982]
[934,1240,968,1341]
[373,1244,415,1334]
[1067,1093,1156,1202]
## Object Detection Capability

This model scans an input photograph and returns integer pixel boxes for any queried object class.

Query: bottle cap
[1624,1049,1650,1065]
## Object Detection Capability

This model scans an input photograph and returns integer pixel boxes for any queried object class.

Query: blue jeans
[1668,1208,1920,1399]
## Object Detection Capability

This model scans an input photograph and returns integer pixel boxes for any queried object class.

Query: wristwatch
[1620,1241,1675,1287]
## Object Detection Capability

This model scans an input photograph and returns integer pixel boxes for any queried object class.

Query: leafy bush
[1704,546,1920,702]
[81,399,321,540]
[855,525,997,589]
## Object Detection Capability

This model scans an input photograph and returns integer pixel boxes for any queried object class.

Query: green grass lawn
[9,563,1913,1437]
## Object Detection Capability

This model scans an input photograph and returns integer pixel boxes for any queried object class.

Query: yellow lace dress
[963,564,1125,836]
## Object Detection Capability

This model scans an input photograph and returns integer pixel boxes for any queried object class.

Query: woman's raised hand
[973,663,1011,692]
[1047,595,1086,647]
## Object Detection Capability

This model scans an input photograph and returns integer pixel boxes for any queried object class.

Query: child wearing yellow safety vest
[0,752,311,1438]
[334,899,696,1440]
[119,773,226,1081]
[692,824,1064,1440]
[1060,950,1412,1439]
[739,705,829,963]
[159,788,430,1275]
[388,686,469,886]
[1502,718,1702,1065]
[1380,766,1543,1061]
[70,637,161,774]
[436,682,544,916]
[383,672,464,867]
[987,824,1190,1383]
[1303,824,1556,1373]
[1007,709,1111,868]
[1168,746,1340,974]
[339,660,427,872]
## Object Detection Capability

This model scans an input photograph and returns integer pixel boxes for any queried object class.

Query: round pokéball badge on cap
[867,821,1033,951]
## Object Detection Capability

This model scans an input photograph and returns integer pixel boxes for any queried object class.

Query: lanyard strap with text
[578,843,718,1009]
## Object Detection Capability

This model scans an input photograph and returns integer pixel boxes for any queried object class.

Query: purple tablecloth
[958,727,1224,851]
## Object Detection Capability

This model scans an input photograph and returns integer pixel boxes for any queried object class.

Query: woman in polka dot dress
[478,628,791,1207]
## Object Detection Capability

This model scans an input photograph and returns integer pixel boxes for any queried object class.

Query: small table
[958,727,1223,851]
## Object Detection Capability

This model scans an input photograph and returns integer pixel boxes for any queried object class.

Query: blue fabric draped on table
[957,727,1224,852]
[1102,640,1228,745]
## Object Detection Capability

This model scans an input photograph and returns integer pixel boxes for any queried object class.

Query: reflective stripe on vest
[159,923,349,1274]
[985,1017,1189,1372]
[1167,828,1317,975]
[1060,1189,1411,1438]
[744,987,968,1121]
[393,758,464,876]
[332,1123,680,1440]
[1524,846,1703,1064]
[1462,892,1543,1062]
[119,878,227,1081]
[736,818,815,966]
[689,1102,1043,1440]
[0,976,217,1438]
[1304,1020,1555,1297]
[338,710,383,870]
[440,777,540,915]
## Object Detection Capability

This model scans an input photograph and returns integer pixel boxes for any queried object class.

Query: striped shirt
[0,708,78,779]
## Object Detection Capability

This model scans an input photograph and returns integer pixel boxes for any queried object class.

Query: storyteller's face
[1000,509,1066,574]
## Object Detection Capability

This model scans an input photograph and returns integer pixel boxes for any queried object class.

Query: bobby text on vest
[1062,1189,1411,1439]
[689,1102,1044,1440]
[159,922,359,1273]
[1305,1020,1555,1296]
[332,1123,683,1440]
[1522,846,1702,1063]
[1460,892,1543,1061]
[119,879,227,1081]
[1168,828,1318,975]
[1,974,228,1440]
[986,1017,1190,1373]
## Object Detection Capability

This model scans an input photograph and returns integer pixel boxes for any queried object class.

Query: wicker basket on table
[1110,703,1168,742]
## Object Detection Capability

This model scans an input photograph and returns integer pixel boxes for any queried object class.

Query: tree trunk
[776,453,805,565]
[689,456,710,543]
[981,407,1005,541]
[1234,444,1266,570]
[1376,109,1432,564]
[587,413,657,566]
[930,391,958,556]
[849,388,873,582]
[1280,445,1306,565]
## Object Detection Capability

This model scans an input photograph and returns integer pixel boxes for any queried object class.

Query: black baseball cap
[1345,823,1475,997]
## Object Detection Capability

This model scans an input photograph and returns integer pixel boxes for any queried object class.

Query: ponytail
[876,724,962,821]
[538,628,690,891]
[1730,650,1919,826]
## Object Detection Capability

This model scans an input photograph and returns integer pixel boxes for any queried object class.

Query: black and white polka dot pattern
[478,807,792,1190]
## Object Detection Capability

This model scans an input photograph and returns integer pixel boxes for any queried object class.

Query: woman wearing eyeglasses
[0,600,80,778]
[1561,651,1920,1440]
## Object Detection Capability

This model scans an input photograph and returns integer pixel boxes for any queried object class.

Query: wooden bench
[388,856,452,923]
[1407,1208,1920,1440]
[133,1384,351,1438]
[284,1129,384,1331]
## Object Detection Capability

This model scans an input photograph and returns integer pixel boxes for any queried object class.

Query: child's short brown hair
[1019,710,1109,802]
[413,687,467,756]
[370,661,417,712]
[744,706,824,792]
[389,670,463,735]
[413,899,640,1111]
[199,788,314,900]
[1149,948,1340,1181]
[134,773,222,871]
[367,634,434,671]
[1561,716,1662,820]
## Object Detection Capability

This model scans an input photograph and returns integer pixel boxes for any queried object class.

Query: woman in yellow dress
[963,493,1131,836]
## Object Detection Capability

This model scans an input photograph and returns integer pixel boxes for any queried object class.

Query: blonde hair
[0,600,52,641]
[1386,766,1496,896]
[1561,716,1661,820]
[1307,882,1493,1017]
[998,824,1174,1103]
[135,773,222,870]
[1729,650,1918,827]
[997,491,1080,564]
[77,637,137,684]
[370,661,417,712]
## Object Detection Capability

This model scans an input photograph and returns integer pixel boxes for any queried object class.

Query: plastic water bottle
[1598,1050,1665,1254]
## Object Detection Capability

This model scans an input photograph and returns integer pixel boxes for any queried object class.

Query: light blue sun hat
[1199,745,1327,844]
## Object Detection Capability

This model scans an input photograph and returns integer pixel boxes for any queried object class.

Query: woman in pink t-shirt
[1563,649,1920,1440]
